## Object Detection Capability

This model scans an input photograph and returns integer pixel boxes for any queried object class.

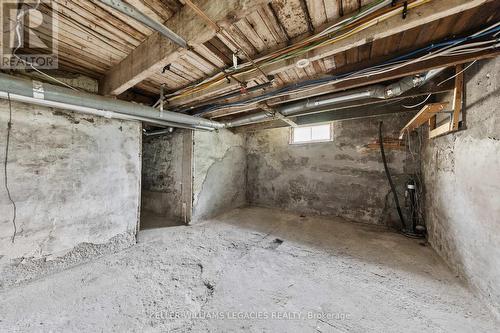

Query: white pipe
[0,73,223,129]
[0,92,212,131]
[97,0,187,48]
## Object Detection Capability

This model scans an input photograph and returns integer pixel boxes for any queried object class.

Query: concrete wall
[245,114,417,225]
[141,130,185,221]
[0,101,141,260]
[192,129,246,222]
[422,58,500,318]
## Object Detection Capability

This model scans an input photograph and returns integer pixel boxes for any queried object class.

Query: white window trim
[289,123,334,145]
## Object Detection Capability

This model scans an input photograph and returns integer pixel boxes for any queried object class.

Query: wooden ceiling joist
[100,0,271,96]
[166,0,492,107]
[190,46,500,119]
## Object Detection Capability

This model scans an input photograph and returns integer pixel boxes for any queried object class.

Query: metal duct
[224,68,445,128]
[97,0,187,49]
[0,73,223,129]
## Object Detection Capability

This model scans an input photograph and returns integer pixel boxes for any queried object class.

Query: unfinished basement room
[1,0,500,331]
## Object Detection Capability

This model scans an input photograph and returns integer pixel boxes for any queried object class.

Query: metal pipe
[0,91,214,130]
[224,85,385,128]
[143,128,174,136]
[97,0,187,49]
[0,73,224,129]
[224,68,445,128]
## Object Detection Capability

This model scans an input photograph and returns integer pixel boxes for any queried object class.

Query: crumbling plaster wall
[142,130,185,221]
[0,100,141,260]
[192,129,246,222]
[422,58,500,318]
[245,114,417,225]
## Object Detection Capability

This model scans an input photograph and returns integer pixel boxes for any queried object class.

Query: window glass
[290,123,332,144]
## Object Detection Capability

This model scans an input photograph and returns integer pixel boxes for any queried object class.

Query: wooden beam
[168,0,492,106]
[205,77,453,119]
[100,0,270,95]
[399,102,448,138]
[260,0,491,76]
[429,121,451,138]
[203,48,498,119]
[451,64,464,130]
[294,102,419,126]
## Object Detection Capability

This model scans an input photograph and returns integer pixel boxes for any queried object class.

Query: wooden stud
[399,102,448,139]
[451,64,464,130]
[429,122,452,139]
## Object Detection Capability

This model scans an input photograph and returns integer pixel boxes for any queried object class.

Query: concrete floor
[0,207,498,332]
[140,210,185,230]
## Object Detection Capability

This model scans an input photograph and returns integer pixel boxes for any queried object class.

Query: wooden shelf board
[399,102,448,139]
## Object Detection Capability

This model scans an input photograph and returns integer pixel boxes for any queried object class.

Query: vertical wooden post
[429,115,437,130]
[451,64,464,130]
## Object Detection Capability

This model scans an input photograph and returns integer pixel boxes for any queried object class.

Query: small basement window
[290,123,333,144]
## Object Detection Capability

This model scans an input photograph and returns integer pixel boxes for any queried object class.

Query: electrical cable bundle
[165,0,431,102]
[185,22,500,116]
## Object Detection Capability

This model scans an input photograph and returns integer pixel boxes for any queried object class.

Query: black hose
[379,121,406,230]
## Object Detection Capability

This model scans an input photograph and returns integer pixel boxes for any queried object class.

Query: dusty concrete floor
[140,210,185,230]
[1,207,498,332]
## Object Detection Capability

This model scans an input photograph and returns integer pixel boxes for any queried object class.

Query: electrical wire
[379,121,406,230]
[437,60,477,86]
[182,0,270,80]
[167,0,431,101]
[12,0,79,91]
[194,18,499,106]
[164,0,391,99]
[4,94,17,243]
[190,23,500,116]
[402,94,432,108]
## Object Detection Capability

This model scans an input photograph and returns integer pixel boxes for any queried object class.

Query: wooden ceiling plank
[129,0,176,23]
[342,0,359,15]
[333,52,346,69]
[33,6,130,62]
[258,5,289,44]
[324,0,340,22]
[203,40,233,66]
[168,0,489,106]
[398,26,421,51]
[262,0,490,74]
[101,0,270,95]
[346,47,359,65]
[193,47,499,118]
[183,51,218,75]
[235,19,267,53]
[52,0,144,47]
[53,0,148,39]
[358,42,372,62]
[303,62,317,77]
[225,25,259,55]
[246,11,281,47]
[271,0,309,39]
[304,0,326,30]
[27,28,115,69]
[89,0,153,35]
[432,15,461,41]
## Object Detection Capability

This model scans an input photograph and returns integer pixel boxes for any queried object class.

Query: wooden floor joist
[100,0,271,96]
[399,102,448,139]
[165,0,492,107]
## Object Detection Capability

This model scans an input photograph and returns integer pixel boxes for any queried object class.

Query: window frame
[289,123,334,145]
